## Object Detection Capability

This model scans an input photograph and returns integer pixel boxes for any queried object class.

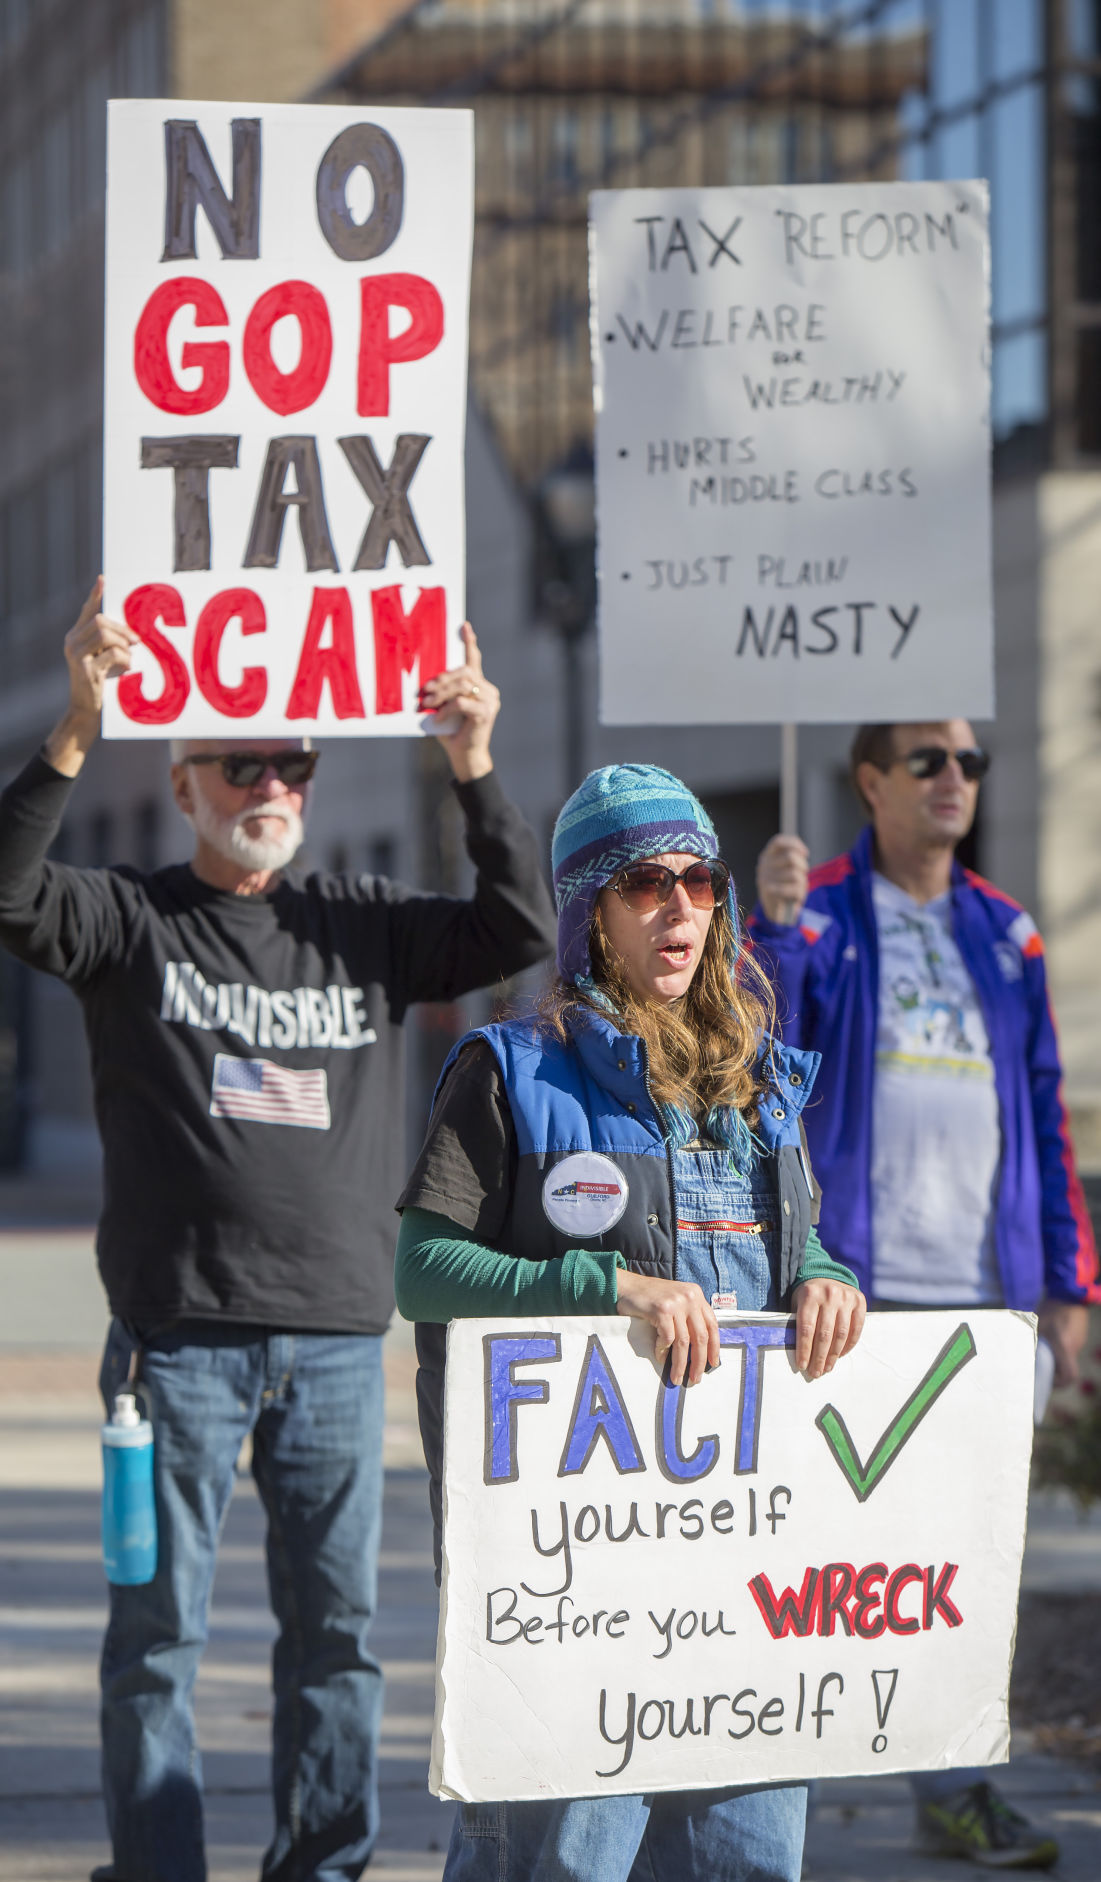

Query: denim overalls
[671,1142,780,1309]
[445,1141,805,1882]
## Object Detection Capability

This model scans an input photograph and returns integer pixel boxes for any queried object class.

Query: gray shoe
[915,1781,1058,1869]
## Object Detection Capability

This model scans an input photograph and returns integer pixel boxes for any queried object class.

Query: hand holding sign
[792,1277,867,1379]
[420,622,500,782]
[47,580,139,778]
[756,834,809,927]
[615,1270,720,1386]
[66,580,137,713]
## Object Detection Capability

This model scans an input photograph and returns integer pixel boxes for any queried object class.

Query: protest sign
[589,181,993,725]
[102,101,473,738]
[432,1309,1033,1801]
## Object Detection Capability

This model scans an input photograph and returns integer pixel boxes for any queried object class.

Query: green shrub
[1033,1346,1101,1513]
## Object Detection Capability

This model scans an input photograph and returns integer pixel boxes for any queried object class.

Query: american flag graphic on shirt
[210,1054,331,1130]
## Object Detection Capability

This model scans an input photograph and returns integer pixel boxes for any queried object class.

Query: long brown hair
[541,897,775,1129]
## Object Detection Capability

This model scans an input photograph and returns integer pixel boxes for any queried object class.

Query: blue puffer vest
[434,1006,822,1299]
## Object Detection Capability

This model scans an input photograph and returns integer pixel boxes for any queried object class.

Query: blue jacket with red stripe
[747,825,1098,1308]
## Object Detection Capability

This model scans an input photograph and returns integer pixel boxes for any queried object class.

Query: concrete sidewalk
[2,1209,1100,1879]
[0,1336,454,1882]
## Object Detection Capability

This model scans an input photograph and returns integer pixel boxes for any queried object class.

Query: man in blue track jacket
[749,717,1098,1871]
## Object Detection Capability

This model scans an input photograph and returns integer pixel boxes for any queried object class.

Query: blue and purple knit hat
[551,764,737,982]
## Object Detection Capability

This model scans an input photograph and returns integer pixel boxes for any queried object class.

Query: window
[727,116,753,185]
[8,482,43,612]
[550,110,579,191]
[76,432,103,584]
[82,63,109,213]
[122,6,164,97]
[599,107,618,181]
[0,0,30,54]
[46,459,77,597]
[549,288,581,363]
[504,112,533,164]
[2,153,31,276]
[697,787,780,914]
[780,117,800,185]
[368,835,395,878]
[1074,330,1101,454]
[42,109,72,256]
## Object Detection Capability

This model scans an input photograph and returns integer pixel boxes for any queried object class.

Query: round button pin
[542,1152,630,1237]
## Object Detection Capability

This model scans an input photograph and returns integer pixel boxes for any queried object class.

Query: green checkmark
[815,1322,977,1502]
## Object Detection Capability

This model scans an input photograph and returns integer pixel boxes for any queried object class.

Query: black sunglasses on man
[183,751,319,789]
[889,746,990,783]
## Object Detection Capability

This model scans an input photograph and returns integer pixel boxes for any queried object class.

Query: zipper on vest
[637,1037,677,1281]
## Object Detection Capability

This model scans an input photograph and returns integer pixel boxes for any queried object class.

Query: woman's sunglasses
[611,858,731,913]
[184,750,319,789]
[893,746,990,783]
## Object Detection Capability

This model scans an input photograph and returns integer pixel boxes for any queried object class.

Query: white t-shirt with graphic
[871,874,1003,1304]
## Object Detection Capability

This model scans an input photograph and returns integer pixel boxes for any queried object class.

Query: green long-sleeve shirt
[395,1206,859,1323]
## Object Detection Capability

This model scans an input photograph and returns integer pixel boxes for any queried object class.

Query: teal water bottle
[101,1390,157,1585]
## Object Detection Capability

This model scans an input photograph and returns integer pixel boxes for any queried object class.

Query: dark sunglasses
[611,858,731,913]
[892,746,990,783]
[184,750,319,789]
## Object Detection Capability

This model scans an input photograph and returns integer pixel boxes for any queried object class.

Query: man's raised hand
[419,622,500,783]
[64,578,136,718]
[45,579,137,777]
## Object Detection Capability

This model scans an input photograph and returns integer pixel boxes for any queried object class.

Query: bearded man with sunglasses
[750,718,1098,1872]
[0,579,556,1882]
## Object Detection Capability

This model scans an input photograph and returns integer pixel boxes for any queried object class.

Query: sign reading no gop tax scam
[431,1310,1034,1801]
[102,101,473,739]
[589,181,993,726]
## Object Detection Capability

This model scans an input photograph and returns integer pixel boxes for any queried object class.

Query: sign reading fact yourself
[589,181,993,726]
[431,1310,1033,1802]
[102,101,473,739]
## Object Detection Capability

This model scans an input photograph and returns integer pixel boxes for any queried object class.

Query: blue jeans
[446,1786,807,1881]
[97,1318,385,1882]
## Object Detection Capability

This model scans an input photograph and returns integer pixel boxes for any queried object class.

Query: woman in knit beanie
[396,763,865,1882]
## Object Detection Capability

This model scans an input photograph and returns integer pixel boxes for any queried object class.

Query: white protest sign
[102,101,473,738]
[590,181,992,725]
[432,1310,1033,1801]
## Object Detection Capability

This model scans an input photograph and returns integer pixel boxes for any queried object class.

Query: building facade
[0,0,411,1169]
[320,0,925,493]
[1,0,1099,1177]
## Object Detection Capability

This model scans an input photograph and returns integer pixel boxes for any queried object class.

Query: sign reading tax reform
[103,101,473,739]
[432,1311,1033,1802]
[590,181,993,725]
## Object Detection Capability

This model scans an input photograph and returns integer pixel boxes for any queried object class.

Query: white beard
[186,793,305,873]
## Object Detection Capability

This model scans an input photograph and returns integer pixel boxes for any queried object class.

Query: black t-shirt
[397,1038,517,1236]
[0,755,555,1333]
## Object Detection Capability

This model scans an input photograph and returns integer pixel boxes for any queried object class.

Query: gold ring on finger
[468,683,480,697]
